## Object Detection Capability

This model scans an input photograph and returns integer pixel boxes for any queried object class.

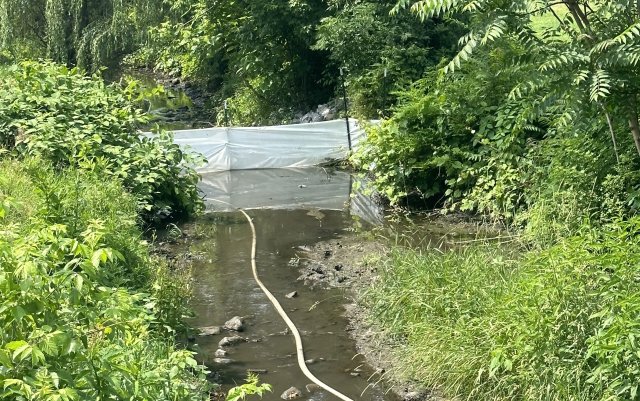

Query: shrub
[0,61,204,222]
[0,159,209,400]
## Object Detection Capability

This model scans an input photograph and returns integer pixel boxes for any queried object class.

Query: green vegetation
[0,58,209,400]
[3,1,640,401]
[367,219,640,401]
[0,0,163,70]
[0,159,208,400]
[0,61,203,222]
[353,2,640,400]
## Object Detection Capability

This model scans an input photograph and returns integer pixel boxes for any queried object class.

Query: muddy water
[181,169,395,401]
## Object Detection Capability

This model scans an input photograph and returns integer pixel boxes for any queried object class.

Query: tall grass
[364,219,640,401]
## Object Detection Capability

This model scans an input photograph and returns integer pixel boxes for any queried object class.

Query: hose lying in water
[237,209,355,401]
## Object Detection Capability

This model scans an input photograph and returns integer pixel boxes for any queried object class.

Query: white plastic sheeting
[170,119,365,172]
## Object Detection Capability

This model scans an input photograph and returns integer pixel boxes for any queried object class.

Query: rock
[198,326,222,336]
[213,358,233,364]
[301,111,322,124]
[317,104,336,120]
[280,387,303,399]
[324,250,332,258]
[223,316,245,331]
[218,335,246,347]
[305,383,321,393]
[285,291,298,299]
[288,257,300,267]
[214,349,227,357]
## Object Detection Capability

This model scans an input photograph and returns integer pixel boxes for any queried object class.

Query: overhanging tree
[393,0,640,158]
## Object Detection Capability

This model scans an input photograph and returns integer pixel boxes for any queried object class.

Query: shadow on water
[180,167,395,400]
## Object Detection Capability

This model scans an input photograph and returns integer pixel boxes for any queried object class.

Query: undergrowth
[0,61,204,223]
[365,219,640,401]
[0,159,207,400]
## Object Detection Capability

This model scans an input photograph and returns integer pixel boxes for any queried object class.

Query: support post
[224,100,230,127]
[340,68,352,151]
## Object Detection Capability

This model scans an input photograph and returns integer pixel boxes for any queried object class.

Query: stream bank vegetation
[0,61,214,399]
[3,0,640,400]
[351,2,640,401]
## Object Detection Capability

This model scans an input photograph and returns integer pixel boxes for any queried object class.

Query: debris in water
[198,326,222,336]
[247,368,268,374]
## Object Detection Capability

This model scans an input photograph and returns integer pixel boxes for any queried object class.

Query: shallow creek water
[180,168,395,401]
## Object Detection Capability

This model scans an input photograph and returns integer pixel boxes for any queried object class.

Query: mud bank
[296,216,500,401]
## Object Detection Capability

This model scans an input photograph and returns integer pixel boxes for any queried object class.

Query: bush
[0,61,204,222]
[0,159,208,400]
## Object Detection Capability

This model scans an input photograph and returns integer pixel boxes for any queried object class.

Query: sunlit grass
[363,218,640,401]
[530,4,569,39]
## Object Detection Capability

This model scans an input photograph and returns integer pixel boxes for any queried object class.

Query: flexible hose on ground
[237,209,355,401]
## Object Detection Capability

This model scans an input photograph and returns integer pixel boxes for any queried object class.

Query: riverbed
[175,167,394,401]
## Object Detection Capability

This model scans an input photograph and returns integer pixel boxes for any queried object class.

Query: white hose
[237,209,355,401]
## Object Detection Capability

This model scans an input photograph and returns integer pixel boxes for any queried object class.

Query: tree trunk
[563,0,589,33]
[628,99,640,157]
[601,104,620,163]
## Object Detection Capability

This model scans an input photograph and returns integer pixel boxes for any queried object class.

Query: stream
[174,168,395,401]
[136,75,398,400]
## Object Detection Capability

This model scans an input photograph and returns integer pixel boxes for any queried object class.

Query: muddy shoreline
[160,207,496,401]
[296,215,501,401]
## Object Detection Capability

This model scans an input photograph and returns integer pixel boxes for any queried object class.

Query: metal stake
[340,68,352,151]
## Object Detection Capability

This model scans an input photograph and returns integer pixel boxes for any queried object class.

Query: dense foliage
[3,1,640,401]
[122,0,459,124]
[352,1,640,231]
[0,61,203,222]
[0,159,208,401]
[0,0,164,70]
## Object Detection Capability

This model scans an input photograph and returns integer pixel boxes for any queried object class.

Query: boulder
[218,335,247,347]
[223,316,245,332]
[280,387,303,400]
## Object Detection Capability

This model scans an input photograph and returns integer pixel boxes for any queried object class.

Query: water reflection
[199,167,384,225]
